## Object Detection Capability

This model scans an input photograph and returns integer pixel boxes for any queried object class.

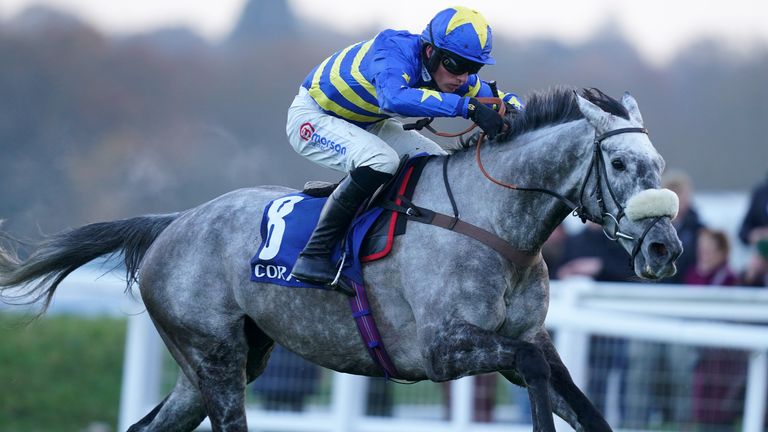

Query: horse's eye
[611,159,626,171]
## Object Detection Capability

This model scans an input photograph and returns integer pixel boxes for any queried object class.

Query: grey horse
[0,87,682,432]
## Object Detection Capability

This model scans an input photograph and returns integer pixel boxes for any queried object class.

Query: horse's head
[575,90,683,279]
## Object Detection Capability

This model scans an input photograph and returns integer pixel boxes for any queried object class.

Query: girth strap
[379,199,542,268]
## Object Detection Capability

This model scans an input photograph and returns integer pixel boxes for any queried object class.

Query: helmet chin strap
[420,44,442,90]
[427,20,439,73]
[422,42,441,76]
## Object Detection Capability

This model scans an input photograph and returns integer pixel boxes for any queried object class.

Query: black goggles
[438,49,483,75]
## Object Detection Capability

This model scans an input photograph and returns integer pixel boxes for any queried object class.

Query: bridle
[421,98,666,264]
[577,127,666,261]
[474,123,667,264]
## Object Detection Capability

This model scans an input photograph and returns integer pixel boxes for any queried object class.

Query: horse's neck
[453,121,594,253]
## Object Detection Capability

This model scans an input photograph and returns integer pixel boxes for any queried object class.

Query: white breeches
[285,87,448,174]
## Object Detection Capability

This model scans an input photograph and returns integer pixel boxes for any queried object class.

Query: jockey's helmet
[421,6,495,75]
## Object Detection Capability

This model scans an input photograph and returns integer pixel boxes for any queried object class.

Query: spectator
[252,345,321,412]
[442,374,498,422]
[738,172,768,247]
[741,242,768,287]
[542,224,568,279]
[664,170,705,284]
[365,378,394,417]
[252,346,396,416]
[739,173,768,288]
[734,175,768,429]
[556,222,637,419]
[622,170,702,429]
[685,229,746,432]
[507,381,533,425]
[685,229,738,286]
[556,222,636,282]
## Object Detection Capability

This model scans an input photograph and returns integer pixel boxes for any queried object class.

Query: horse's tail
[0,213,179,314]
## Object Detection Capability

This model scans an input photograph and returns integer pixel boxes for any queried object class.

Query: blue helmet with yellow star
[421,6,495,66]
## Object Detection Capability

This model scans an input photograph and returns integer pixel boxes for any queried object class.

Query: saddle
[249,155,430,289]
[300,155,426,262]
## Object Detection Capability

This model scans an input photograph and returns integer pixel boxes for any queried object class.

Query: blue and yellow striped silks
[301,30,522,127]
[307,41,387,125]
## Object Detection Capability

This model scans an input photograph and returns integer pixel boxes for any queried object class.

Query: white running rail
[117,278,768,432]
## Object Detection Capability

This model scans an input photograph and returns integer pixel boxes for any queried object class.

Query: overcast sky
[1,0,767,65]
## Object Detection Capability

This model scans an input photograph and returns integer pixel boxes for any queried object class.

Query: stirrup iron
[328,253,354,296]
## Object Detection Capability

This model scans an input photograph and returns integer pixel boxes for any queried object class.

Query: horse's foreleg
[500,370,587,431]
[533,329,613,432]
[423,321,556,432]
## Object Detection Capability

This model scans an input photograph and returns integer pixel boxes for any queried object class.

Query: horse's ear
[621,91,644,126]
[576,93,612,132]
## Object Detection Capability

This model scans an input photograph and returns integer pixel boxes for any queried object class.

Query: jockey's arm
[371,34,525,119]
[371,37,473,119]
[375,70,524,120]
[375,68,470,118]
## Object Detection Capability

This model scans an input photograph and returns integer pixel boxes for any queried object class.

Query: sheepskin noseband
[625,188,679,221]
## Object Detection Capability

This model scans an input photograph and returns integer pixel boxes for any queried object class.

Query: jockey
[287,6,523,286]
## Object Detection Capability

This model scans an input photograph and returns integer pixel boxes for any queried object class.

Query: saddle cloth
[250,155,429,288]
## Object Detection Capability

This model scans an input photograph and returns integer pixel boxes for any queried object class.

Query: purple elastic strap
[347,279,401,379]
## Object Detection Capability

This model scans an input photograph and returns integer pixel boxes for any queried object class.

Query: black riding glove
[467,98,503,139]
[504,102,520,120]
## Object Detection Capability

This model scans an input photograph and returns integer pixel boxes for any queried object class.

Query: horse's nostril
[650,242,668,257]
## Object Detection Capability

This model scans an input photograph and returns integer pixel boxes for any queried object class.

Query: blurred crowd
[544,170,768,431]
[250,170,768,431]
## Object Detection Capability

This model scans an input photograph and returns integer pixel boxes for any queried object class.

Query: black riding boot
[291,166,392,286]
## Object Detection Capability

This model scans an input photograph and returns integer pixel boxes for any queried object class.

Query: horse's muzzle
[633,220,683,280]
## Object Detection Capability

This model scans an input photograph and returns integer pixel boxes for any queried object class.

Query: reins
[474,133,582,213]
[415,98,660,265]
[404,97,574,203]
[402,96,503,138]
[405,96,581,213]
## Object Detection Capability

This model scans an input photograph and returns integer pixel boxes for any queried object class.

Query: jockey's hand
[467,98,503,139]
[504,102,520,120]
[495,103,520,142]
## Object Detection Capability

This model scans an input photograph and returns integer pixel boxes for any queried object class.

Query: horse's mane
[499,86,630,143]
